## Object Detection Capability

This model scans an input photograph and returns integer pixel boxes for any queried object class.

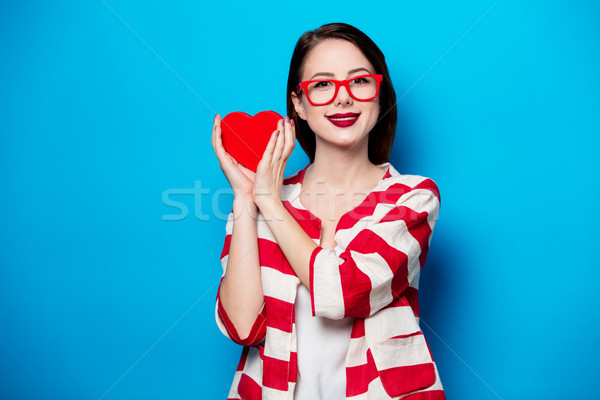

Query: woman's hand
[211,114,256,198]
[253,117,296,210]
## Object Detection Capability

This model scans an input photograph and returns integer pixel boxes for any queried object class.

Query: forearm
[257,198,317,290]
[219,195,264,339]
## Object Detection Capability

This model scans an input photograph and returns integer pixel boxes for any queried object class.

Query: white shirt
[294,284,353,399]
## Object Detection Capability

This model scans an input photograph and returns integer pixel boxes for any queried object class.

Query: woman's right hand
[213,114,264,340]
[211,114,256,198]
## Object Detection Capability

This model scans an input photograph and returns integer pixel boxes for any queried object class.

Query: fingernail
[290,118,295,127]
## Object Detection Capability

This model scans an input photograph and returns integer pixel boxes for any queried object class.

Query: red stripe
[294,163,310,183]
[261,353,290,390]
[338,252,372,318]
[283,166,307,185]
[346,349,378,397]
[257,238,296,276]
[221,233,231,259]
[264,296,294,333]
[390,330,424,340]
[283,174,301,185]
[367,181,412,205]
[337,182,412,231]
[382,165,392,179]
[308,246,321,316]
[236,346,250,371]
[379,204,428,225]
[350,318,365,338]
[415,178,440,202]
[379,204,410,223]
[282,201,321,239]
[378,363,436,397]
[403,390,446,400]
[337,196,378,232]
[238,373,262,400]
[289,351,297,383]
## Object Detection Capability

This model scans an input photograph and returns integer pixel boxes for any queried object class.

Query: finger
[212,119,223,160]
[272,118,286,162]
[213,116,235,168]
[258,129,279,169]
[282,116,295,160]
[211,115,218,149]
[212,115,219,147]
[213,115,227,157]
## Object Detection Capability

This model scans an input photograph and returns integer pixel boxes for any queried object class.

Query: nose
[334,84,353,106]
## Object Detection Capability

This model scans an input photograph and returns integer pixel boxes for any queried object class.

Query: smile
[326,113,360,127]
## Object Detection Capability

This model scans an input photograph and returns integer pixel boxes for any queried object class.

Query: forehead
[301,39,375,80]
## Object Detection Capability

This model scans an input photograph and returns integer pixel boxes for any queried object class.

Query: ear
[291,91,307,121]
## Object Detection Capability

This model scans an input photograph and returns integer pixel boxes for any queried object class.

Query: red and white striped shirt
[216,162,445,399]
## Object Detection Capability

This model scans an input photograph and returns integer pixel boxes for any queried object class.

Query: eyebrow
[309,67,372,80]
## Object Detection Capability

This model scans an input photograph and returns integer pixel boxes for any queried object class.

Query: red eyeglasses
[296,74,383,106]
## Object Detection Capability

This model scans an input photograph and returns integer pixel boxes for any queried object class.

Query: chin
[310,118,373,148]
[327,128,368,148]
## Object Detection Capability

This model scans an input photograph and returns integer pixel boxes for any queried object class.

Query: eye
[312,80,333,89]
[351,76,369,85]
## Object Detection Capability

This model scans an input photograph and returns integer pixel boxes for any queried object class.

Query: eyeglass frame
[295,74,383,106]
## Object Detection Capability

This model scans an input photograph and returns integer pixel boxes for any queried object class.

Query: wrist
[232,195,258,218]
[254,192,277,209]
[255,195,284,221]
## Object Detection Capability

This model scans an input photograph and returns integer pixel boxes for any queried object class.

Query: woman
[212,23,445,400]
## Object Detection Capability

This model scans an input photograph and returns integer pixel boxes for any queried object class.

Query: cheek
[304,103,324,123]
[305,109,324,134]
[301,98,318,120]
[364,102,380,132]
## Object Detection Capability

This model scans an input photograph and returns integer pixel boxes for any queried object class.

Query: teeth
[329,116,358,121]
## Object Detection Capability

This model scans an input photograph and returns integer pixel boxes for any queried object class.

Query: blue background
[1,1,599,399]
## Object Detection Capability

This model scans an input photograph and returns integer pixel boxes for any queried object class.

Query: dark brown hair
[286,23,397,164]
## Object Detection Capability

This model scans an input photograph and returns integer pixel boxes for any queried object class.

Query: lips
[326,112,360,128]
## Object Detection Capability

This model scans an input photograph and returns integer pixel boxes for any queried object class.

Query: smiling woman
[211,23,445,399]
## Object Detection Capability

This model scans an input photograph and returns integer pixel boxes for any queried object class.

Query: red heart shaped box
[221,111,283,172]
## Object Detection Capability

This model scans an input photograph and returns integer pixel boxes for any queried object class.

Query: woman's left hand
[253,116,295,209]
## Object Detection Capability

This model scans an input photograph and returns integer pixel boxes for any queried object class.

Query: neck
[306,135,381,191]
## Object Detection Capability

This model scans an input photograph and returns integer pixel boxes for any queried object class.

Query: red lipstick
[326,112,360,128]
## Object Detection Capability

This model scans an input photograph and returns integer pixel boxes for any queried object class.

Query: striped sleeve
[309,180,440,319]
[215,212,267,346]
